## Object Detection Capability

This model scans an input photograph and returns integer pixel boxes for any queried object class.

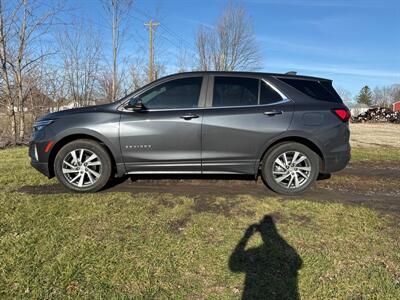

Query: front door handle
[263,110,283,116]
[180,113,199,120]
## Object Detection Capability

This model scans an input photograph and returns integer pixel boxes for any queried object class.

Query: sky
[68,0,399,98]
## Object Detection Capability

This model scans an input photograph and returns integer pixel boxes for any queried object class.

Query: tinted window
[279,78,342,103]
[213,77,258,107]
[139,77,202,109]
[260,81,283,104]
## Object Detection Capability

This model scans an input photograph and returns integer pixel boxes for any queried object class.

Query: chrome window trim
[143,99,291,112]
[118,75,206,112]
[262,79,289,101]
[119,76,291,113]
[206,77,290,109]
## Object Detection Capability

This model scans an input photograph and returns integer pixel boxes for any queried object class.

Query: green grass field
[351,147,400,161]
[0,147,399,299]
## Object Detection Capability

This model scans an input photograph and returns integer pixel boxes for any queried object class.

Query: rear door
[201,76,294,174]
[120,76,206,173]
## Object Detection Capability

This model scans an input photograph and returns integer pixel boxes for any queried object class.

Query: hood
[36,104,113,122]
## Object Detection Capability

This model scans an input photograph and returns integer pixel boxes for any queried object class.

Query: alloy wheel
[61,149,102,188]
[272,151,312,189]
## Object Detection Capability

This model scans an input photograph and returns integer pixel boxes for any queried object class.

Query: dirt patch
[269,211,311,225]
[192,197,241,217]
[168,214,192,233]
[340,161,400,178]
[17,161,400,217]
[350,123,400,148]
[18,184,67,194]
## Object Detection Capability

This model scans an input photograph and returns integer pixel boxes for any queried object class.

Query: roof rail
[285,71,297,75]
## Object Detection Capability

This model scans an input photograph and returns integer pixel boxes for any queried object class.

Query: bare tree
[176,46,192,73]
[127,56,165,92]
[0,0,59,143]
[130,60,147,90]
[195,1,261,71]
[101,0,133,102]
[373,84,400,108]
[196,26,212,71]
[57,23,103,107]
[98,71,114,101]
[336,87,352,103]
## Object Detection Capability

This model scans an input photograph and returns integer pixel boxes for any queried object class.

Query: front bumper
[30,160,51,178]
[29,141,53,178]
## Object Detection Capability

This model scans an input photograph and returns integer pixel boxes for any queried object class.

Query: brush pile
[351,107,400,123]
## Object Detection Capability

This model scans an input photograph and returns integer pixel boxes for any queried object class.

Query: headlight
[33,119,54,131]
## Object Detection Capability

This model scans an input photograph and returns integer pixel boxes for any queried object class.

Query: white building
[348,103,370,116]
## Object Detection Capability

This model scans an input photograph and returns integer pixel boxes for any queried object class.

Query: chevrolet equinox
[29,72,351,195]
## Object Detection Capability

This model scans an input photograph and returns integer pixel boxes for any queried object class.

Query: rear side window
[260,81,283,104]
[213,77,258,107]
[279,78,342,103]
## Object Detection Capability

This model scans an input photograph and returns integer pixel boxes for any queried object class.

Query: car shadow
[229,215,302,299]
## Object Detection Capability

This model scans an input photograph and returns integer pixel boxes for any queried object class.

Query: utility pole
[144,20,159,82]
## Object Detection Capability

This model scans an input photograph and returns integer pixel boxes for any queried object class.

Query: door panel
[201,103,293,174]
[201,76,294,174]
[120,109,203,173]
[119,76,206,173]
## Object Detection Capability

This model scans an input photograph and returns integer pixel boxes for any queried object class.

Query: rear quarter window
[279,78,343,103]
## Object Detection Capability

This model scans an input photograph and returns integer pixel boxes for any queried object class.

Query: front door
[120,76,206,173]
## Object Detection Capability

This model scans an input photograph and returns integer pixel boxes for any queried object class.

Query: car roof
[163,71,331,82]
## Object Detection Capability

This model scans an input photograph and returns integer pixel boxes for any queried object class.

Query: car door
[201,75,294,174]
[120,76,207,173]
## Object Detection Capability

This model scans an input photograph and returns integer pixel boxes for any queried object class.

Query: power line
[132,9,197,53]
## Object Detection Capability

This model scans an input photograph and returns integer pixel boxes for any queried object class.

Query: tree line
[0,0,261,145]
[355,85,400,107]
[0,0,398,146]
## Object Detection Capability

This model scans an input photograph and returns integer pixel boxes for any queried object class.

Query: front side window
[138,77,203,109]
[212,77,258,107]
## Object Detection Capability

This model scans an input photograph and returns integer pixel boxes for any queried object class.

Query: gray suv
[29,71,350,195]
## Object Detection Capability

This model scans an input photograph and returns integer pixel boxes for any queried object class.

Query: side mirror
[124,98,145,111]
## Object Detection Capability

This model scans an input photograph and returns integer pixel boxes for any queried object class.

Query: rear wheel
[54,139,112,192]
[261,142,319,195]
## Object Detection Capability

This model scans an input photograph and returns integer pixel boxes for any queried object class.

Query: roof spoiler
[285,71,297,75]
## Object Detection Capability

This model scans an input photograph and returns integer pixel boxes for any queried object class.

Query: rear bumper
[322,149,351,173]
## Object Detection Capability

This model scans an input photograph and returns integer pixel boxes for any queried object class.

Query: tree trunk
[9,107,17,145]
[19,109,25,142]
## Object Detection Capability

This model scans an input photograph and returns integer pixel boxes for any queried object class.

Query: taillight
[332,109,351,122]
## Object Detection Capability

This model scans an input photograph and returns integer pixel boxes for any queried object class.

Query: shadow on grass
[229,215,302,299]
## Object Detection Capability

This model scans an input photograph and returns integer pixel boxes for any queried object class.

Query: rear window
[279,78,342,103]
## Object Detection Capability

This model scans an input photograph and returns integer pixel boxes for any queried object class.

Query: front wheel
[261,142,319,195]
[54,139,112,192]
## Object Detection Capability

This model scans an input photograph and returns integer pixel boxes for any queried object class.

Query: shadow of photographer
[229,215,302,299]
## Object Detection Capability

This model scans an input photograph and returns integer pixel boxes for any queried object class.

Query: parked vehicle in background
[29,71,350,195]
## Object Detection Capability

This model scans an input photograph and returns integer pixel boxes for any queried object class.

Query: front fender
[53,128,122,164]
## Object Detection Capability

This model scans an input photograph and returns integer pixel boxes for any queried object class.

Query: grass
[0,147,399,299]
[351,147,400,161]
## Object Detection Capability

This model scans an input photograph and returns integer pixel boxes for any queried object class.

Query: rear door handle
[263,110,283,116]
[180,113,199,120]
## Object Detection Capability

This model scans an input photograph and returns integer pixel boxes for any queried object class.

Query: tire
[54,139,112,192]
[261,142,319,195]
